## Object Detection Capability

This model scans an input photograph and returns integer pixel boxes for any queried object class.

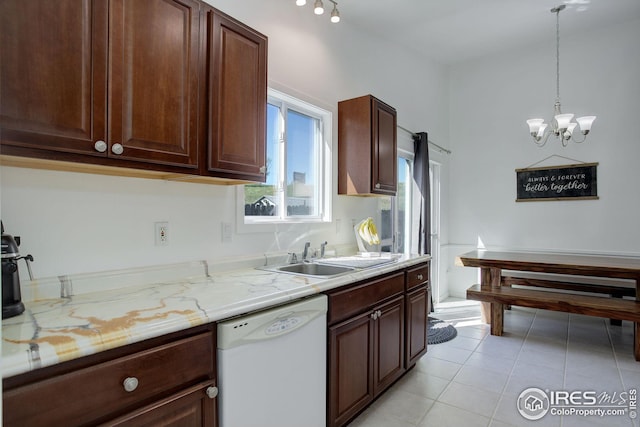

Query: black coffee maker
[2,221,34,319]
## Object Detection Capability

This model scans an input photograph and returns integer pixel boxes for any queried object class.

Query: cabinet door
[371,98,397,195]
[102,381,217,427]
[406,285,429,367]
[0,0,107,156]
[206,10,267,181]
[373,295,405,395]
[108,0,200,168]
[328,312,373,427]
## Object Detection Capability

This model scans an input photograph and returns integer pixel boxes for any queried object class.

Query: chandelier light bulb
[554,113,574,131]
[296,0,306,5]
[576,116,596,134]
[314,0,324,15]
[536,123,548,138]
[526,119,544,136]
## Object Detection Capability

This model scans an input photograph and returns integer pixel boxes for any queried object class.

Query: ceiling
[336,0,640,64]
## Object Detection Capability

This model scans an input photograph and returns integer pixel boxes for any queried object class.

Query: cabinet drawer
[328,272,404,325]
[406,263,429,290]
[4,331,214,427]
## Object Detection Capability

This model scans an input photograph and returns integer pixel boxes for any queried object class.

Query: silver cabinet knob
[112,143,124,155]
[417,274,424,281]
[371,312,377,320]
[94,140,107,153]
[123,377,139,392]
[259,166,267,174]
[377,310,382,318]
[206,386,219,399]
[375,183,381,189]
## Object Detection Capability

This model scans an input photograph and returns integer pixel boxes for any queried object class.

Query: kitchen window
[380,153,415,254]
[242,88,331,224]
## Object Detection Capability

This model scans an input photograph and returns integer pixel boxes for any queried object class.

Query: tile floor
[348,299,640,427]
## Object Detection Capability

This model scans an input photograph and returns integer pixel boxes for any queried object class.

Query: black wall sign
[516,163,598,202]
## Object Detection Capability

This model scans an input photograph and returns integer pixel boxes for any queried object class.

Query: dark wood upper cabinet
[338,95,397,196]
[108,0,200,168]
[205,9,267,182]
[1,0,267,183]
[1,0,199,169]
[0,0,108,156]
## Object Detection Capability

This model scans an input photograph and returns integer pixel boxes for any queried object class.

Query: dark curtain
[413,132,431,255]
[413,132,432,312]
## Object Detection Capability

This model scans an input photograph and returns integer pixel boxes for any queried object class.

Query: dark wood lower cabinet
[326,262,430,427]
[406,285,429,367]
[102,380,216,427]
[373,296,405,395]
[2,325,217,427]
[328,312,374,427]
[328,296,404,427]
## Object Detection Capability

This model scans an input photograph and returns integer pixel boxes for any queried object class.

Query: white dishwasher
[217,294,327,427]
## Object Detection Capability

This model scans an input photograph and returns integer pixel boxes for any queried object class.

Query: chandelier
[526,5,595,147]
[295,0,340,23]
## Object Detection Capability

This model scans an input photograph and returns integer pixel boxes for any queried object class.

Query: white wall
[0,0,449,278]
[446,18,640,297]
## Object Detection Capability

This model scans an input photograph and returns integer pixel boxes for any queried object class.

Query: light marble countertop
[2,253,430,379]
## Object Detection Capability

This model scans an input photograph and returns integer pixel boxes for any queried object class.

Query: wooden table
[458,250,640,359]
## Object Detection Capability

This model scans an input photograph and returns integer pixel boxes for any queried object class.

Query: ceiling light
[526,5,596,147]
[314,0,324,15]
[297,0,341,23]
[330,1,340,23]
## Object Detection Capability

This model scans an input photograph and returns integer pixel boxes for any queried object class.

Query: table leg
[480,267,504,335]
[635,276,640,361]
[635,322,640,361]
[491,303,504,336]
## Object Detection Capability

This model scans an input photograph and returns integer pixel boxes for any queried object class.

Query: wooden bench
[501,271,636,325]
[467,284,640,360]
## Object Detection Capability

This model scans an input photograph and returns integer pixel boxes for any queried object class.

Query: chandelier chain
[556,8,561,103]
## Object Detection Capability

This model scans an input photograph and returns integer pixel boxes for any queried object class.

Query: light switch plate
[222,222,232,242]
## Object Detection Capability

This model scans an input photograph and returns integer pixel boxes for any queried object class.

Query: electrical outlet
[155,222,169,246]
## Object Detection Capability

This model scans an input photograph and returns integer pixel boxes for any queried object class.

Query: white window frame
[237,88,332,231]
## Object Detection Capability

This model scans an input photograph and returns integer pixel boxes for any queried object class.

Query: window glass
[380,155,413,253]
[243,89,330,223]
[286,110,319,217]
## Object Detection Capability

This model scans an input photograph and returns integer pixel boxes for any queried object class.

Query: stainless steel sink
[260,262,356,278]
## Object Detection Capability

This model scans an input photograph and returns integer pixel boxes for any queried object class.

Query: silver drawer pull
[206,386,219,399]
[417,274,424,281]
[123,377,139,392]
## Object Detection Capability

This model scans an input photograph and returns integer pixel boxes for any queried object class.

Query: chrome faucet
[302,242,311,261]
[320,241,328,258]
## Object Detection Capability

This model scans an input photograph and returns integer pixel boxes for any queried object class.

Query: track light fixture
[296,0,340,23]
[314,0,324,15]
[330,1,340,23]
